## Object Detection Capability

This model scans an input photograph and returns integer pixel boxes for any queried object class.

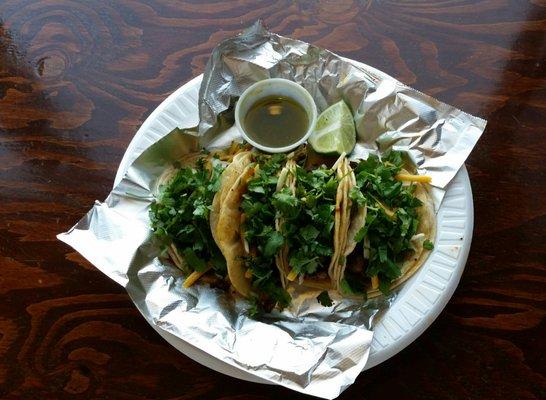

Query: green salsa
[243,96,308,148]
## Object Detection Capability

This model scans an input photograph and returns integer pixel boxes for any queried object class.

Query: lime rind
[309,100,356,155]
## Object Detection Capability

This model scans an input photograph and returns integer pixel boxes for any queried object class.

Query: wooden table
[1,1,545,398]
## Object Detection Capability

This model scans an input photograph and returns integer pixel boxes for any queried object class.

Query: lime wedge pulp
[309,100,356,155]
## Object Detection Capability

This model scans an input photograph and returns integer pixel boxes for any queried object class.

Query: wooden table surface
[1,1,545,399]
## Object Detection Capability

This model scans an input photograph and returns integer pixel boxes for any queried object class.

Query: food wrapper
[58,21,486,399]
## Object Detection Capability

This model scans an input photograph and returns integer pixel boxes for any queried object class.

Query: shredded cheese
[244,269,253,279]
[287,269,298,282]
[183,267,211,288]
[211,141,250,162]
[371,195,396,219]
[395,174,432,183]
[371,275,379,289]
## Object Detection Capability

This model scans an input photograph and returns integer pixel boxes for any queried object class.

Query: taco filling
[240,154,291,313]
[150,144,436,313]
[274,163,339,286]
[150,156,227,287]
[342,151,435,297]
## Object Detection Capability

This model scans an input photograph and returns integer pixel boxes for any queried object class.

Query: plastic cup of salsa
[235,78,318,153]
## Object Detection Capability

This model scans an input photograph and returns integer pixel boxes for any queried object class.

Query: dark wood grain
[1,0,545,398]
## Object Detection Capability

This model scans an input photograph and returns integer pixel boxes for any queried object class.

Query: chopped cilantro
[275,165,337,278]
[301,225,320,241]
[264,231,284,257]
[182,248,208,272]
[272,189,300,219]
[349,186,366,206]
[340,273,367,300]
[352,152,423,291]
[241,154,291,312]
[423,240,434,250]
[247,296,260,317]
[150,158,226,276]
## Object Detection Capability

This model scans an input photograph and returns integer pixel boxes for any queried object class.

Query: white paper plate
[114,74,473,384]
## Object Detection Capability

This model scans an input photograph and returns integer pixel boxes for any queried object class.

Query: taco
[210,150,254,244]
[214,153,291,313]
[274,158,296,285]
[336,151,436,298]
[273,154,348,290]
[150,152,227,288]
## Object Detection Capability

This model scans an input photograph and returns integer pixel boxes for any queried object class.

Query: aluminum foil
[198,21,486,206]
[58,21,486,399]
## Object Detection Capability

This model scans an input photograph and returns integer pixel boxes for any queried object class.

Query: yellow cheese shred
[371,194,396,219]
[371,275,379,289]
[183,267,211,288]
[244,269,253,279]
[395,174,432,183]
[287,269,298,282]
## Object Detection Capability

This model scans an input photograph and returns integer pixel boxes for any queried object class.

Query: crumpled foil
[58,21,486,399]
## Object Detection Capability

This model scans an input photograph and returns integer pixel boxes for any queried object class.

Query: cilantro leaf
[289,253,319,275]
[354,224,367,243]
[272,189,300,218]
[300,225,320,241]
[182,248,208,272]
[264,231,284,257]
[193,204,208,218]
[378,277,391,295]
[423,240,434,250]
[340,274,367,299]
[349,186,367,206]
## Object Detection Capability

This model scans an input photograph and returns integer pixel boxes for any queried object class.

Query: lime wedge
[309,100,356,155]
